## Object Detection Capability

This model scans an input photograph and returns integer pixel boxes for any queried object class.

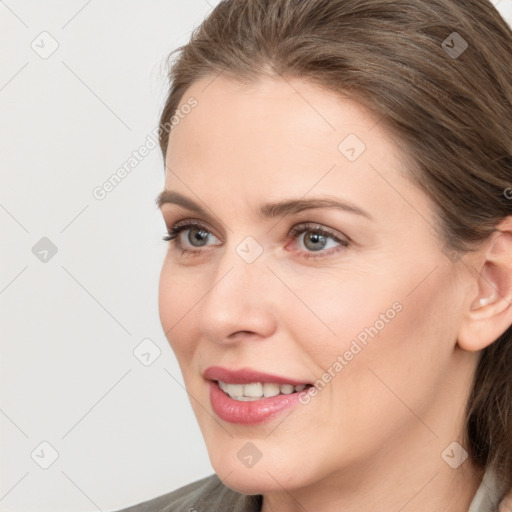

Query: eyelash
[163,220,349,259]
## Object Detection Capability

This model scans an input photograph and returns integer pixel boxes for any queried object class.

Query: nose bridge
[197,239,276,340]
[211,235,269,299]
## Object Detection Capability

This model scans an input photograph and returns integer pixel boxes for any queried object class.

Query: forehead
[163,74,430,228]
[167,74,383,159]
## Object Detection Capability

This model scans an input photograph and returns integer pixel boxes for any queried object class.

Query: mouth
[216,380,312,401]
[203,366,314,423]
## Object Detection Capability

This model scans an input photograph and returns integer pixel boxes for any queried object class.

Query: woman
[117,0,512,510]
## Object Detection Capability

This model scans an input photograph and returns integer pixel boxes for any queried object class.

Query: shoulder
[112,473,262,512]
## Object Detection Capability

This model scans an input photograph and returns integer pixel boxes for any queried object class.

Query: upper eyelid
[162,208,349,235]
[168,218,221,236]
[290,223,346,237]
[172,219,211,229]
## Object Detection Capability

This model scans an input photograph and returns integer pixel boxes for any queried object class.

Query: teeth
[226,383,243,398]
[244,382,263,397]
[280,384,294,394]
[218,381,308,400]
[263,383,280,397]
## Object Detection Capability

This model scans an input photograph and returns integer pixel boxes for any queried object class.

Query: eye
[163,220,348,258]
[163,221,221,251]
[288,224,349,257]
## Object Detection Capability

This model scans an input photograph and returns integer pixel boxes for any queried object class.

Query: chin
[216,466,285,495]
[210,451,306,495]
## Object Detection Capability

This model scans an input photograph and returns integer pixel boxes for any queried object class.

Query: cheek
[158,260,201,358]
[283,268,400,370]
[291,262,457,423]
[294,253,456,368]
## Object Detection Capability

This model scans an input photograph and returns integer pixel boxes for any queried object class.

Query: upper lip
[204,366,311,386]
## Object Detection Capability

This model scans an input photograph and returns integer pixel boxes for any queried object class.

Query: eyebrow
[156,190,373,221]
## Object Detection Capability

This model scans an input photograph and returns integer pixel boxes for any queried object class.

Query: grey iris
[304,232,327,251]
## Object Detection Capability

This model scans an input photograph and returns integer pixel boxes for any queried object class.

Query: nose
[196,247,278,343]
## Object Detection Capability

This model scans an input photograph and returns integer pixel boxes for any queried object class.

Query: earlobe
[458,219,512,352]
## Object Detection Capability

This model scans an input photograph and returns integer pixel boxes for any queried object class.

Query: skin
[157,74,512,512]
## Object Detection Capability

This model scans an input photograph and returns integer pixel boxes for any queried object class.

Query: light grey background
[1,1,511,511]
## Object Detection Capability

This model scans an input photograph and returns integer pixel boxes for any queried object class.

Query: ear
[457,217,512,352]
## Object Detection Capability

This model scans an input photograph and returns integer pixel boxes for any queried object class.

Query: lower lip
[208,381,308,425]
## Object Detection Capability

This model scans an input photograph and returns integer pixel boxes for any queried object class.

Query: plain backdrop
[1,1,511,511]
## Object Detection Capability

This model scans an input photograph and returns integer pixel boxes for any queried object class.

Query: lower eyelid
[295,245,346,259]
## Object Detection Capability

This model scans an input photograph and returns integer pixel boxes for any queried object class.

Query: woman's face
[158,75,474,494]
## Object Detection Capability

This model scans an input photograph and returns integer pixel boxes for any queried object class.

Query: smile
[218,381,309,401]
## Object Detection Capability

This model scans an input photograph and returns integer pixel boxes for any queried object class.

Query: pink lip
[203,366,312,425]
[203,366,311,386]
[207,381,308,424]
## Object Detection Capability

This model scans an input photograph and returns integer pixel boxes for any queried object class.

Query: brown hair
[158,0,512,493]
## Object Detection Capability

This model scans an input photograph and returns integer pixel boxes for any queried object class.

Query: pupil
[188,227,209,247]
[304,232,327,251]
